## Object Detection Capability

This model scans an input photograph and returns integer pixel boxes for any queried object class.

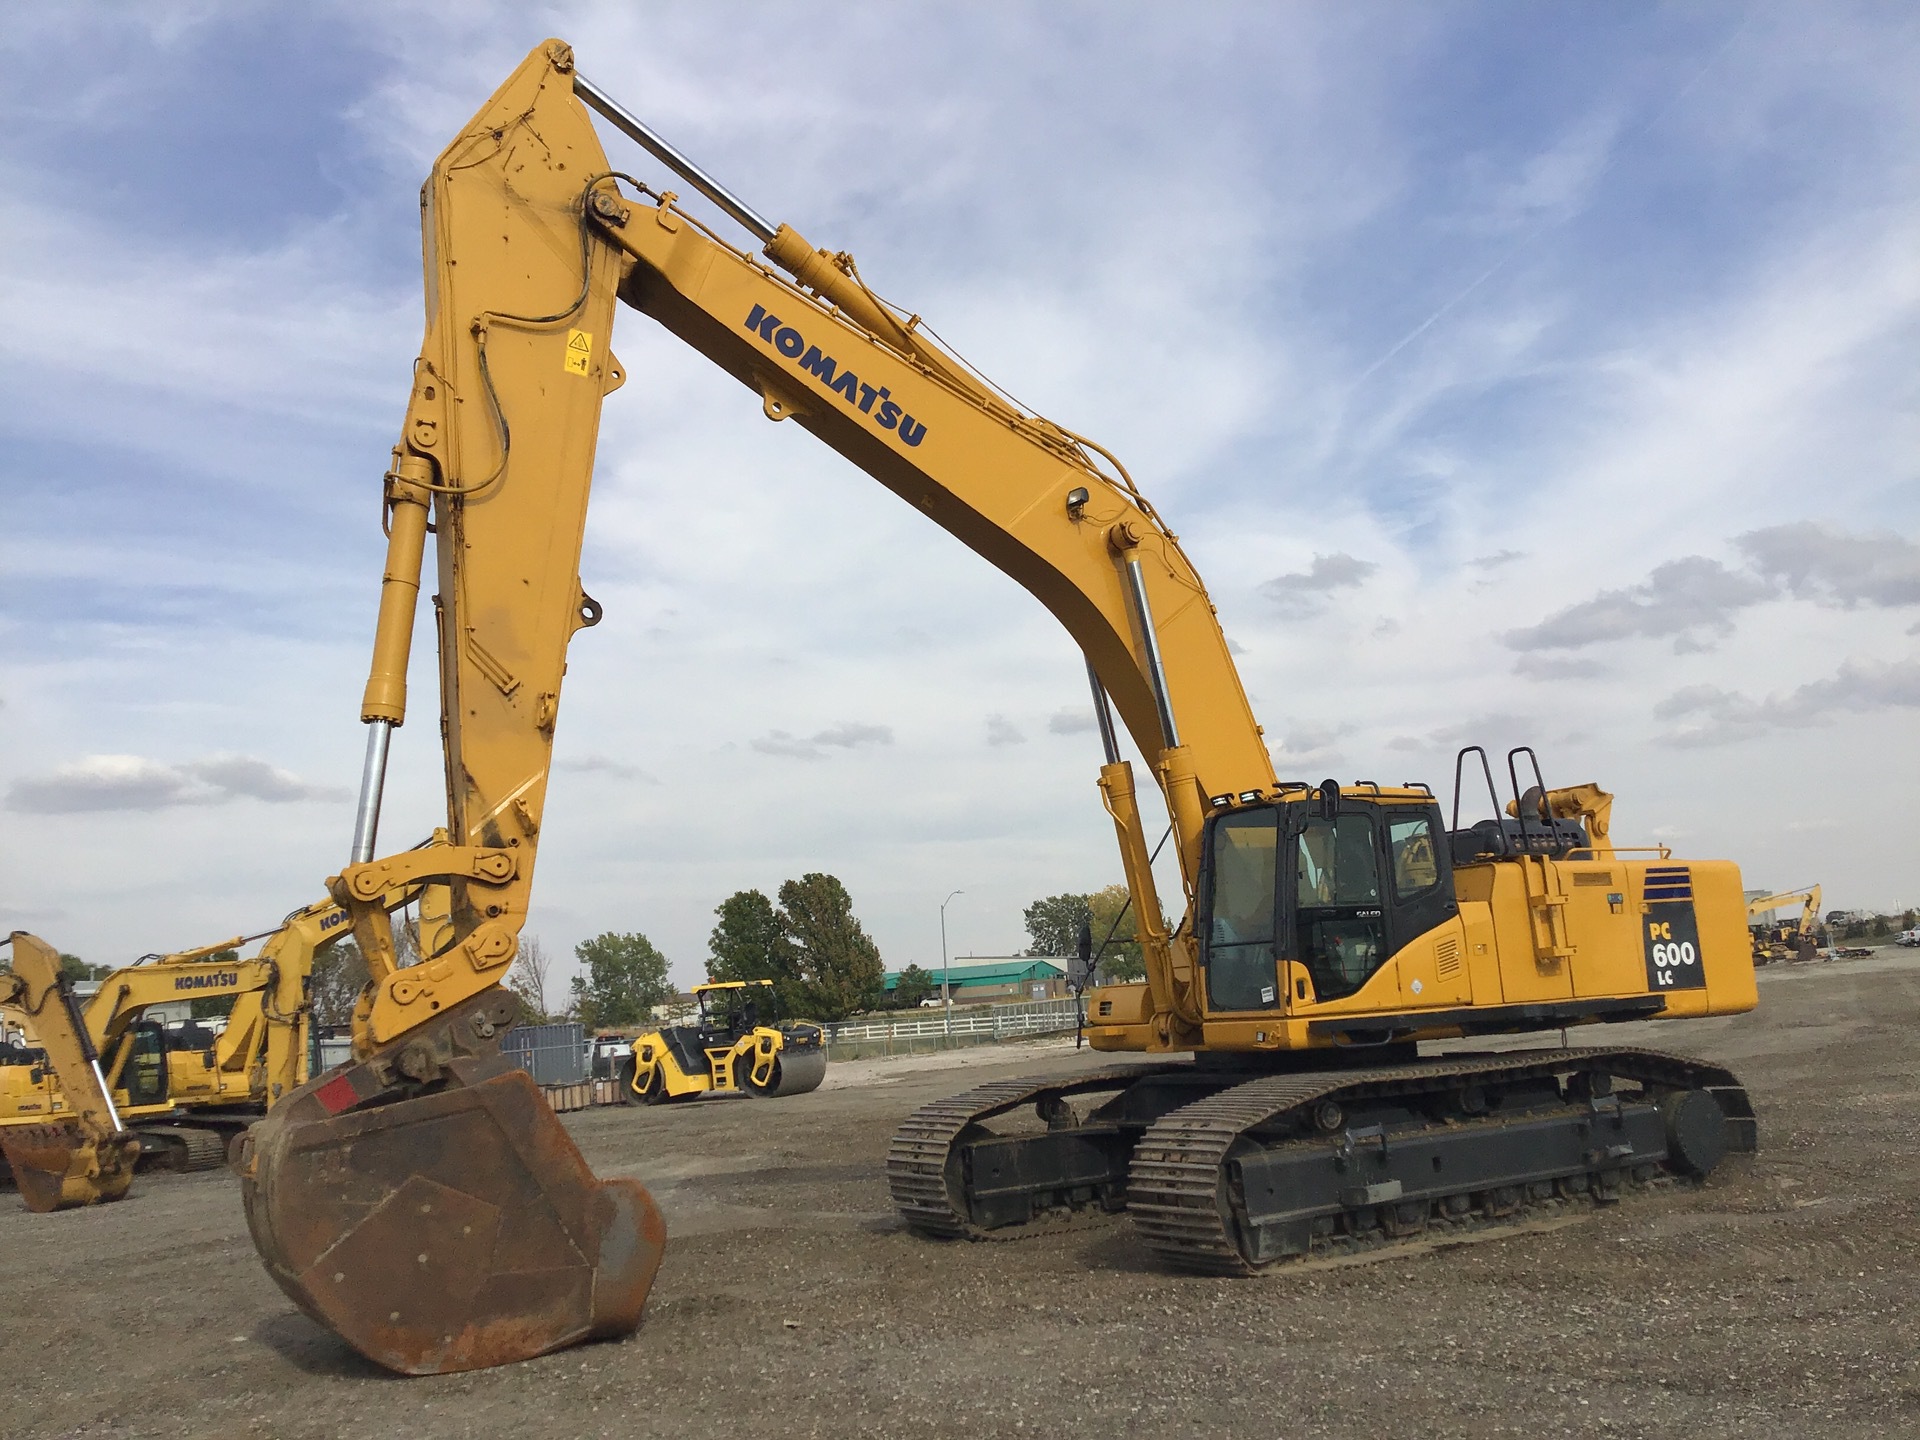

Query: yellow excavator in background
[2,892,368,1193]
[1747,885,1823,964]
[0,933,140,1212]
[234,40,1759,1375]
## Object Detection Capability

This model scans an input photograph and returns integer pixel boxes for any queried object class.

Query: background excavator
[0,933,140,1212]
[1,895,361,1201]
[234,40,1758,1375]
[1746,885,1824,964]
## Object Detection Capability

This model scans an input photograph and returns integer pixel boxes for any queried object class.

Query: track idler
[0,1122,140,1213]
[234,991,665,1376]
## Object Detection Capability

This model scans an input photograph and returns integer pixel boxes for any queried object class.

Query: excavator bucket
[0,1122,139,1213]
[234,992,664,1376]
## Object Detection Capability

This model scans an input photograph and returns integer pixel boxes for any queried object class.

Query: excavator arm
[0,933,140,1211]
[334,39,1270,1054]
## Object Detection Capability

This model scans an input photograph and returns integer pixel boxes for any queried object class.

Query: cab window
[1295,813,1387,1001]
[1295,814,1380,907]
[1389,815,1439,898]
[1202,808,1280,1011]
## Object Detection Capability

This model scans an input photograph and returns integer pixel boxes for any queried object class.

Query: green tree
[890,963,936,1009]
[1088,883,1146,983]
[707,890,786,985]
[57,954,112,983]
[309,938,369,1029]
[775,873,884,1021]
[571,931,673,1030]
[1023,893,1092,957]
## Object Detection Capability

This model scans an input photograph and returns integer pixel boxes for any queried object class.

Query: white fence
[824,996,1080,1047]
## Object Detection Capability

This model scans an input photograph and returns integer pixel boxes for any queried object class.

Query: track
[134,1124,232,1172]
[886,1064,1170,1238]
[891,1047,1755,1271]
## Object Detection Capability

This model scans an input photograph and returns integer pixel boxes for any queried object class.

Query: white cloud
[750,723,895,761]
[1270,723,1357,773]
[1654,656,1920,747]
[1047,708,1096,736]
[1736,522,1920,609]
[5,754,347,815]
[1504,556,1773,652]
[557,755,659,785]
[1470,550,1525,570]
[985,714,1025,747]
[1259,553,1378,618]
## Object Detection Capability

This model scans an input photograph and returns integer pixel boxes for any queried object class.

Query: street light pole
[940,889,964,1037]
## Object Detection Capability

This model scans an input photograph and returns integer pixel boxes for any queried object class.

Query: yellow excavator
[1746,885,1823,964]
[233,40,1759,1375]
[0,934,141,1212]
[1,895,363,1196]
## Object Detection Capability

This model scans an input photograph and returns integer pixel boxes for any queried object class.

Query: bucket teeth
[235,993,665,1375]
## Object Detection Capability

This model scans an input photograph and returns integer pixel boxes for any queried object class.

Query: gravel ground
[4,952,1917,1439]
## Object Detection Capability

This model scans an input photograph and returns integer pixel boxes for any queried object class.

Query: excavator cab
[1197,790,1456,1014]
[111,1021,170,1109]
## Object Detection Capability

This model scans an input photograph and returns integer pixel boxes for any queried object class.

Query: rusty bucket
[234,992,665,1375]
[0,1122,139,1213]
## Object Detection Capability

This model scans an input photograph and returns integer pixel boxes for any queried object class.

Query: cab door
[1198,806,1283,1014]
[112,1021,171,1109]
[1290,810,1391,1002]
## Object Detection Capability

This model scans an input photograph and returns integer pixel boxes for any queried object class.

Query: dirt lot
[6,953,1919,1439]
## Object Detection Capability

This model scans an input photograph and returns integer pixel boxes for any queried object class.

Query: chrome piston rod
[573,72,776,245]
[350,719,393,865]
[1122,558,1181,751]
[1085,659,1122,766]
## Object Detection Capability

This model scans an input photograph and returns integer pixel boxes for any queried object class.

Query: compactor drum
[235,992,664,1376]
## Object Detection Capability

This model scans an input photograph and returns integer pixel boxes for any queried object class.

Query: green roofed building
[885,957,1068,1004]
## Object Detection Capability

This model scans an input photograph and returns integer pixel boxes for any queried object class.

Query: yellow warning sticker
[563,329,593,376]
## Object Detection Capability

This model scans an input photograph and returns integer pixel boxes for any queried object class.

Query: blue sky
[3,2,1916,986]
